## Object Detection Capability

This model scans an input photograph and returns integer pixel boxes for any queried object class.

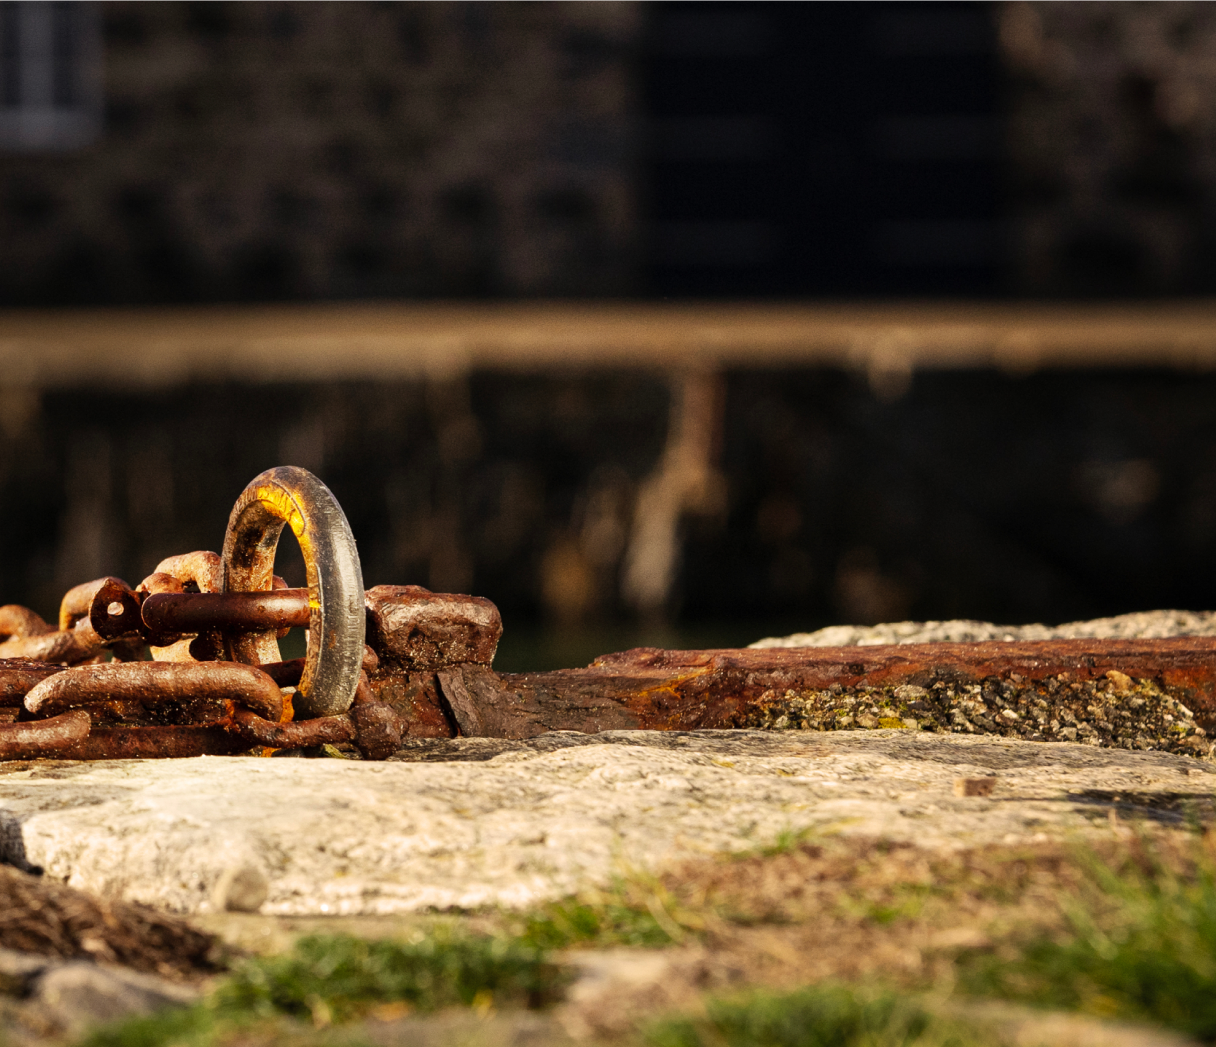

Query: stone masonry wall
[10,2,1216,301]
[1002,2,1216,295]
[0,1,639,304]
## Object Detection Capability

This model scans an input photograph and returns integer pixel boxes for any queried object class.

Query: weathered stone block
[5,732,1213,916]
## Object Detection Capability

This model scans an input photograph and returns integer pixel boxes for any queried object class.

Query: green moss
[518,862,710,950]
[518,898,679,950]
[79,930,563,1047]
[82,1005,217,1047]
[752,826,819,858]
[645,984,986,1047]
[216,931,561,1020]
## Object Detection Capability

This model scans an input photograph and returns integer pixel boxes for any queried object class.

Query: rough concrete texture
[0,730,1211,916]
[750,609,1216,648]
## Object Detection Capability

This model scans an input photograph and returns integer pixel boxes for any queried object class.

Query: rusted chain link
[0,467,510,761]
[0,565,409,761]
[0,467,400,760]
[24,661,285,722]
[0,710,91,760]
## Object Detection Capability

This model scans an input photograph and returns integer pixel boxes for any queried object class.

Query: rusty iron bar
[557,637,1216,731]
[9,583,1216,758]
[364,636,1216,741]
[140,589,310,635]
[13,557,1216,757]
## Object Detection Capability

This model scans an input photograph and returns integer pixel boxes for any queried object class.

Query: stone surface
[210,864,269,914]
[750,609,1216,648]
[0,948,50,997]
[0,730,1211,916]
[31,963,197,1037]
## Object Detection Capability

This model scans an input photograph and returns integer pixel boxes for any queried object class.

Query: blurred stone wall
[10,1,1216,301]
[0,1,639,303]
[1003,2,1216,295]
[0,374,670,634]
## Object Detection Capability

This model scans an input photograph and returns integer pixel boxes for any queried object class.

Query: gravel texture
[750,610,1216,759]
[749,670,1212,759]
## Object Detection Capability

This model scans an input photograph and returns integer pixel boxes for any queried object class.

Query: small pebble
[211,864,268,913]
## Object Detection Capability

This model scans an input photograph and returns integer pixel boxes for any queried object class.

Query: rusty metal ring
[221,466,365,718]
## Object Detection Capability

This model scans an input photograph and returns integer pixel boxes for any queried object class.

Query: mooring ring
[221,466,365,718]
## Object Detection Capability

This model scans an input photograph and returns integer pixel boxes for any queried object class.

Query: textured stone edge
[751,610,1216,649]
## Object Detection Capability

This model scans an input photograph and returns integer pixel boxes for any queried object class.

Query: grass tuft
[79,930,563,1047]
[645,984,984,1047]
[518,866,711,950]
[953,834,1216,1040]
[77,832,1216,1047]
[520,897,678,950]
[749,826,819,859]
[215,930,560,1020]
[81,1005,216,1047]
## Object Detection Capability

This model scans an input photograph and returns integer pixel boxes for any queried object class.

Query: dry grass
[539,829,1216,1002]
[0,864,218,980]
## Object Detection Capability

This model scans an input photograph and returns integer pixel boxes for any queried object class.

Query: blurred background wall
[3,2,1216,667]
[0,1,638,301]
[13,2,1216,303]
